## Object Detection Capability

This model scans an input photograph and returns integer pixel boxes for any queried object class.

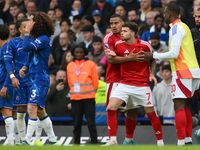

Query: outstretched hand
[142,52,154,61]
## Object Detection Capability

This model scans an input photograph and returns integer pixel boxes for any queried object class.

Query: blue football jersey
[23,35,51,86]
[5,37,29,87]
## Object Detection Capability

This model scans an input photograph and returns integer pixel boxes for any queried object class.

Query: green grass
[0,145,199,150]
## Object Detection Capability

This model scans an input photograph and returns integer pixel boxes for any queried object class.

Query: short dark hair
[150,32,161,40]
[47,8,55,14]
[154,14,164,21]
[122,22,138,34]
[92,36,102,43]
[116,4,125,10]
[16,18,29,31]
[82,15,95,25]
[110,14,122,20]
[73,15,82,21]
[166,2,180,14]
[60,18,72,26]
[96,62,105,70]
[162,64,171,72]
[128,9,138,15]
[71,44,88,56]
[10,2,19,8]
[0,24,9,40]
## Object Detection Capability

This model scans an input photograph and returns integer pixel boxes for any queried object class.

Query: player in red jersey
[104,22,164,146]
[103,14,146,145]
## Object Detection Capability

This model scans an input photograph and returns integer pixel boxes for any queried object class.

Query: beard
[196,24,200,29]
[152,43,160,50]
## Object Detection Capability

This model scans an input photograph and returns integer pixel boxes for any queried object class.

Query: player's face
[74,47,85,60]
[195,11,200,28]
[162,69,171,80]
[19,21,28,36]
[121,27,132,41]
[110,17,123,34]
[164,7,170,24]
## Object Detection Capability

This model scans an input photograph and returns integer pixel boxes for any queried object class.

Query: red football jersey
[115,39,153,86]
[103,31,121,83]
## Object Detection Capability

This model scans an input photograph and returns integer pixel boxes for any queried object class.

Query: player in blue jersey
[0,24,14,145]
[5,18,43,146]
[19,12,58,146]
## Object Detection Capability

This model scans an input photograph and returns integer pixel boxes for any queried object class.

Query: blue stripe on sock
[40,115,48,121]
[29,118,37,121]
[4,116,12,120]
[17,111,26,113]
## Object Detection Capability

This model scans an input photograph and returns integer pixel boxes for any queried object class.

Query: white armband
[10,74,15,79]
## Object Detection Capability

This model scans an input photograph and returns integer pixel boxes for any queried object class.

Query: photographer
[45,70,72,120]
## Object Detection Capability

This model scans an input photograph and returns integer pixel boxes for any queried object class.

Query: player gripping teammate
[143,2,200,146]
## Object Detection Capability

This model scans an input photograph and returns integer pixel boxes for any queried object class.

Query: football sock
[35,118,42,142]
[17,112,26,141]
[40,115,56,142]
[125,117,136,141]
[175,109,186,140]
[25,118,38,143]
[147,111,163,140]
[13,118,20,144]
[4,116,14,145]
[107,109,118,139]
[185,107,192,140]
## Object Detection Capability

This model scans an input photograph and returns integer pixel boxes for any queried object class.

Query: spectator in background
[142,14,169,46]
[153,64,174,125]
[9,2,20,23]
[156,60,170,80]
[49,0,58,9]
[92,10,104,33]
[115,4,127,21]
[51,18,71,51]
[52,32,72,66]
[48,53,59,75]
[46,70,71,118]
[25,0,37,19]
[54,6,63,23]
[49,74,56,86]
[14,0,24,10]
[16,11,27,20]
[60,50,73,71]
[153,7,163,15]
[87,0,115,27]
[69,0,84,24]
[70,15,82,39]
[76,15,103,44]
[187,0,200,29]
[47,9,61,44]
[150,32,168,52]
[138,0,152,22]
[105,25,112,34]
[67,45,98,144]
[80,25,94,52]
[0,0,14,23]
[68,29,77,47]
[88,36,107,65]
[117,0,140,14]
[7,22,18,42]
[96,62,106,81]
[146,11,157,30]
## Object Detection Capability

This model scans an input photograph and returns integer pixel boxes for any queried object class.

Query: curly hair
[30,11,55,38]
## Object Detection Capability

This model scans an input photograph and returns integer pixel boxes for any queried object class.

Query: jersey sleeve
[141,40,153,53]
[23,35,48,52]
[5,40,14,73]
[153,24,185,60]
[103,35,115,52]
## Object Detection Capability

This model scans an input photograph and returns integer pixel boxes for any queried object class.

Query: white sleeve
[153,24,185,60]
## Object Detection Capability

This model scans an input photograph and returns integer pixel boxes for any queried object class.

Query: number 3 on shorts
[31,89,37,98]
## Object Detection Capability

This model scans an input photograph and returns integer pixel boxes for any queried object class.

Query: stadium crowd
[0,0,200,146]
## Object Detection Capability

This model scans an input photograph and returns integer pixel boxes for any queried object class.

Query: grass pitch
[0,145,199,150]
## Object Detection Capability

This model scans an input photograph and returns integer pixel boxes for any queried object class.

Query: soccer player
[0,24,14,145]
[143,2,200,146]
[103,14,147,145]
[5,18,43,146]
[104,22,164,146]
[19,12,58,146]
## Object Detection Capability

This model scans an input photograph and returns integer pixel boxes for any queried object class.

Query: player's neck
[20,34,24,40]
[126,37,136,45]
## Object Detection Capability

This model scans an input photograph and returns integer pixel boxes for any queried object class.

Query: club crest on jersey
[124,49,129,56]
[104,43,109,49]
